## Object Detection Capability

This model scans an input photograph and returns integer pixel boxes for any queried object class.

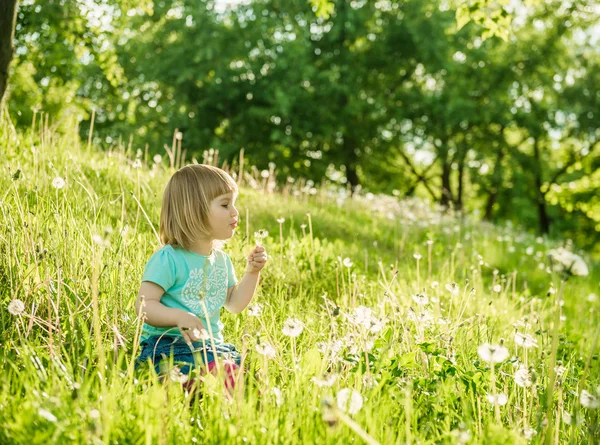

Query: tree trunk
[0,0,19,105]
[440,160,453,208]
[532,138,551,234]
[456,146,468,211]
[484,146,505,220]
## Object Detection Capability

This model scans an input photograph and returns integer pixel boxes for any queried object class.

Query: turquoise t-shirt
[140,245,238,343]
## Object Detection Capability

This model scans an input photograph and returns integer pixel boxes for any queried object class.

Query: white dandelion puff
[8,299,25,316]
[342,257,353,268]
[38,408,58,422]
[282,318,304,337]
[580,390,600,409]
[276,217,285,224]
[247,303,263,317]
[477,343,509,363]
[486,393,508,406]
[514,366,533,387]
[514,332,538,349]
[311,374,337,388]
[445,283,459,296]
[256,342,276,359]
[51,177,65,189]
[336,388,363,415]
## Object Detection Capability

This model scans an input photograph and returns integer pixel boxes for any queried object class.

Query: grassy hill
[1,116,598,444]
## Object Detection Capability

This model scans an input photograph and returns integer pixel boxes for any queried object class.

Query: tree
[0,0,19,106]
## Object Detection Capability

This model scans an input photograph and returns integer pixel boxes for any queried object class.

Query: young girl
[134,164,267,390]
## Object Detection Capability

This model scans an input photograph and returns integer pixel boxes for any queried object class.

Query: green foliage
[1,111,599,444]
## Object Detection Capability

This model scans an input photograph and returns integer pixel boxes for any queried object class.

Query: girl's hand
[246,245,268,274]
[177,311,209,345]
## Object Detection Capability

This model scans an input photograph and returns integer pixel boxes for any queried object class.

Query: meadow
[0,115,598,444]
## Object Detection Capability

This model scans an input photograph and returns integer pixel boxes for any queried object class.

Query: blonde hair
[159,164,238,250]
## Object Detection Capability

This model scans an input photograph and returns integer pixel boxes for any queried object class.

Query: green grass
[0,114,599,444]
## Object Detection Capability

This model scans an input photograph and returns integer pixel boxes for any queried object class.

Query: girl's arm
[225,245,268,314]
[135,281,207,344]
[225,271,260,314]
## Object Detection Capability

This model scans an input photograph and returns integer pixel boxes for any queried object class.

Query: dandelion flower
[431,281,439,289]
[52,177,65,189]
[247,303,263,317]
[276,217,285,224]
[548,248,589,276]
[342,257,353,268]
[580,390,600,409]
[336,388,363,415]
[412,293,428,306]
[38,408,58,422]
[132,159,142,169]
[7,299,25,316]
[514,332,538,349]
[521,427,537,439]
[514,366,532,387]
[445,283,459,296]
[272,387,283,406]
[486,393,508,406]
[153,154,162,164]
[413,252,422,260]
[282,318,304,337]
[254,229,268,246]
[256,342,276,359]
[477,343,509,363]
[170,366,189,383]
[311,374,337,388]
[492,284,502,293]
[89,409,100,420]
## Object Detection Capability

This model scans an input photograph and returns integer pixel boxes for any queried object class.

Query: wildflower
[413,252,422,260]
[348,306,372,328]
[256,342,276,359]
[7,299,25,316]
[525,246,534,255]
[38,408,58,422]
[431,281,439,289]
[486,393,508,406]
[492,284,502,293]
[272,387,283,406]
[89,409,100,420]
[412,293,428,306]
[580,390,600,409]
[521,427,537,439]
[254,229,268,246]
[132,159,142,169]
[282,318,304,337]
[477,343,509,363]
[260,170,270,179]
[554,365,566,376]
[336,388,363,415]
[170,366,189,383]
[175,131,183,140]
[247,303,263,317]
[311,374,337,388]
[52,177,65,189]
[548,247,589,276]
[276,217,285,224]
[514,366,533,387]
[445,283,459,296]
[153,154,162,164]
[514,332,538,349]
[342,257,353,268]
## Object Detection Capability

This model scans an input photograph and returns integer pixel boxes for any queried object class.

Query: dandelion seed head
[486,393,508,406]
[336,388,363,415]
[38,408,58,422]
[8,299,25,316]
[311,374,337,388]
[256,342,276,359]
[51,177,65,189]
[492,284,502,293]
[276,217,285,224]
[342,257,353,268]
[282,318,304,337]
[580,390,600,409]
[477,343,509,363]
[413,252,422,260]
[153,154,162,164]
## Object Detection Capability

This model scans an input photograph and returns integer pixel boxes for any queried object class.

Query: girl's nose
[231,206,239,218]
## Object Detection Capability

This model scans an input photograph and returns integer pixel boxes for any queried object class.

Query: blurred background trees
[5,0,600,252]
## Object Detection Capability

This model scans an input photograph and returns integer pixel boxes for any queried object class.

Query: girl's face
[207,191,239,240]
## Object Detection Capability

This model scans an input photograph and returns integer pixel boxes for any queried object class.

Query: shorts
[135,335,242,376]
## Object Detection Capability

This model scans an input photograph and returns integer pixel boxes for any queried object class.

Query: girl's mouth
[231,221,238,228]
